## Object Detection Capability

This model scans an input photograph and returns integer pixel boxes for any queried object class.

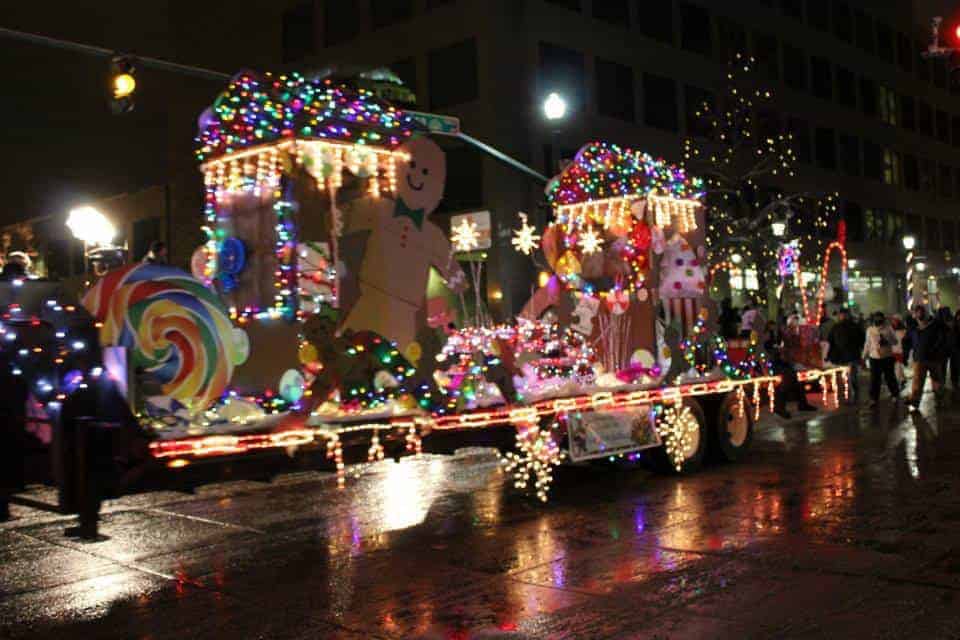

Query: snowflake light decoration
[656,404,698,472]
[451,218,480,252]
[512,212,541,256]
[579,226,604,255]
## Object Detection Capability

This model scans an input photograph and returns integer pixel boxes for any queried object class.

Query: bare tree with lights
[683,53,838,310]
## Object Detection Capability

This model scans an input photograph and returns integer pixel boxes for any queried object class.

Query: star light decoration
[579,226,604,255]
[511,212,541,256]
[451,218,481,253]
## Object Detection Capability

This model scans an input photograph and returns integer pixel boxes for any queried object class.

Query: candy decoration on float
[82,263,245,414]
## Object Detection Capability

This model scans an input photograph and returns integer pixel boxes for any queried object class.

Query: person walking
[891,315,907,386]
[828,308,865,405]
[141,240,167,265]
[719,297,740,340]
[906,304,948,409]
[862,312,899,408]
[0,352,29,520]
[952,309,960,389]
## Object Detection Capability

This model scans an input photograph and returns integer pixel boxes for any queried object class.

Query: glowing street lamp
[542,92,567,121]
[731,253,743,265]
[771,219,787,237]
[66,206,115,246]
[902,235,916,251]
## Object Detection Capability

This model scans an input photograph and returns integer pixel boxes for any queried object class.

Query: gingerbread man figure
[341,136,466,349]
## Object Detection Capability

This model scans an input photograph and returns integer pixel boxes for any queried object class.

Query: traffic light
[109,55,136,114]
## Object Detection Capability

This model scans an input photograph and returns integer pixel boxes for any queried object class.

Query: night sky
[0,1,956,227]
[0,2,280,225]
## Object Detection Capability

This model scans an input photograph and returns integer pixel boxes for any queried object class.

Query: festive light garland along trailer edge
[150,365,849,465]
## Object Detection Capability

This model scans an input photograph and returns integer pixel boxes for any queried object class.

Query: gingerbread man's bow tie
[393,197,425,230]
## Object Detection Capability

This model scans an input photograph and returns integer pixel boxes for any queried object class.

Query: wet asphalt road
[4,391,960,639]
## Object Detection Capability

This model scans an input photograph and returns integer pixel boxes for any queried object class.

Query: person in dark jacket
[907,304,948,409]
[719,297,740,340]
[828,308,865,405]
[0,353,29,520]
[765,320,816,419]
[952,309,960,389]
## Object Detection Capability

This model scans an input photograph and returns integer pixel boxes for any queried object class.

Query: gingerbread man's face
[397,136,446,215]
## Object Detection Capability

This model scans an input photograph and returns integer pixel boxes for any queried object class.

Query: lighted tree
[682,53,838,307]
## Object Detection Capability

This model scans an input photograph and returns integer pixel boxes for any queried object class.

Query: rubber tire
[711,391,754,463]
[650,398,708,474]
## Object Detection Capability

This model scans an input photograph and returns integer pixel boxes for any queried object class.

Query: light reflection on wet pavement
[3,393,960,639]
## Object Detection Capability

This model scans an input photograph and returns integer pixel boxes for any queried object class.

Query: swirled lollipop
[83,263,245,414]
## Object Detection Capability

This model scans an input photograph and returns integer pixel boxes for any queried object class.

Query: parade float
[53,71,849,501]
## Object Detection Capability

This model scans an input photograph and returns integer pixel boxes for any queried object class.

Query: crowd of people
[718,297,960,415]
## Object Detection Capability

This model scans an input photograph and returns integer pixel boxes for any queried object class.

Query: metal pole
[455,132,547,184]
[0,26,230,81]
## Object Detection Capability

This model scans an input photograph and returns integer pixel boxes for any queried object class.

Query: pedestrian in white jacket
[862,312,900,407]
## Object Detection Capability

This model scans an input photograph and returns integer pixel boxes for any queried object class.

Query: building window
[876,22,894,64]
[810,56,833,100]
[940,164,954,199]
[916,54,931,83]
[834,67,856,107]
[684,85,714,137]
[896,32,914,73]
[887,211,904,246]
[679,3,712,56]
[786,116,812,164]
[838,133,860,176]
[945,221,957,251]
[756,108,781,141]
[853,9,873,52]
[862,140,883,180]
[917,101,933,137]
[933,59,948,89]
[592,0,629,25]
[864,208,885,241]
[936,110,950,144]
[926,218,940,251]
[429,39,478,109]
[437,146,483,213]
[883,149,901,185]
[844,201,864,242]
[752,32,779,81]
[716,17,747,63]
[643,73,678,131]
[833,0,853,42]
[814,127,836,170]
[859,77,877,117]
[920,158,936,195]
[539,42,585,110]
[637,0,674,43]
[595,58,635,121]
[545,0,581,10]
[899,94,915,131]
[806,0,829,30]
[783,44,807,91]
[902,153,919,190]
[282,1,315,62]
[371,0,413,28]
[324,1,359,46]
[878,84,897,125]
[780,0,803,20]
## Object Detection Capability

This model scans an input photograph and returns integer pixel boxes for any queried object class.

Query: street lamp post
[903,235,916,312]
[542,92,567,176]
